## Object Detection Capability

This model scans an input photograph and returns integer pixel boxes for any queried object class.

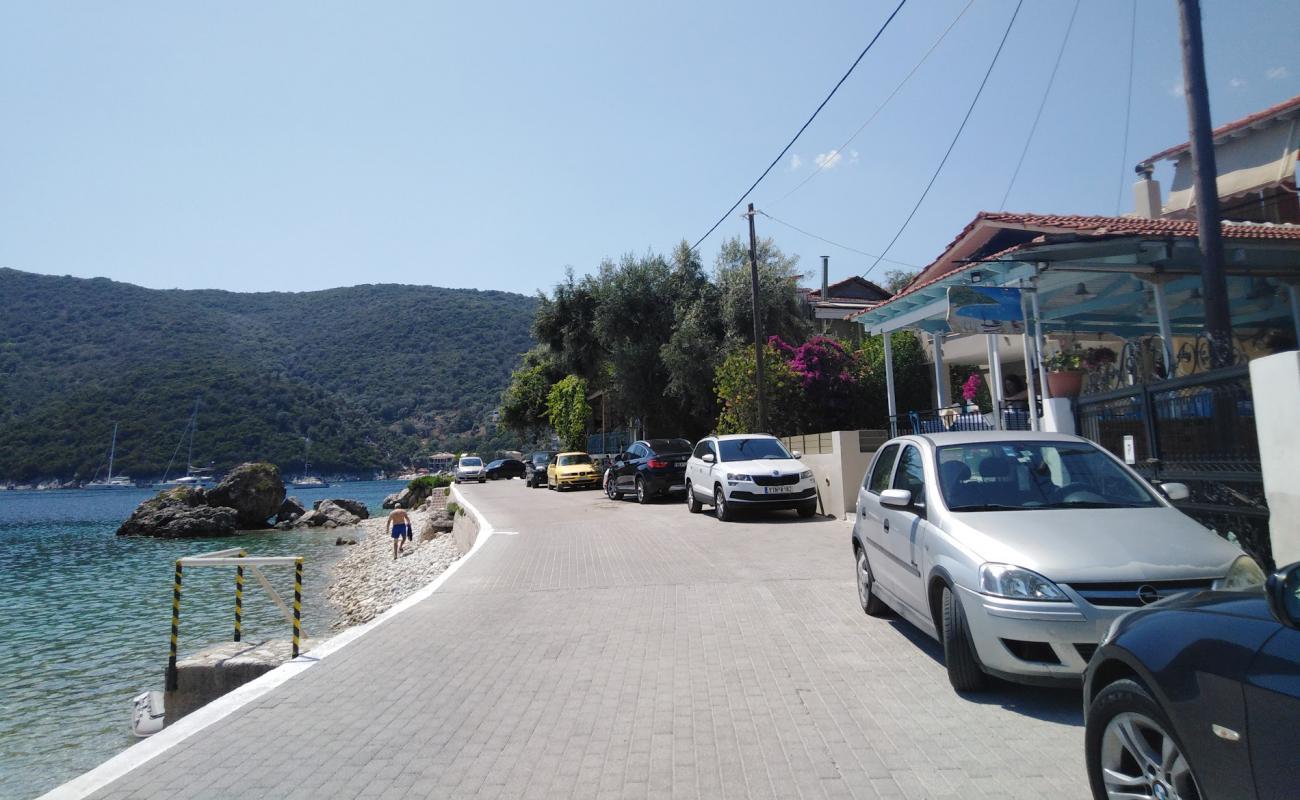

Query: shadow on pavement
[887,618,1084,727]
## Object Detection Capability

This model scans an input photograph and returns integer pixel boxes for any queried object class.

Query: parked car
[851,431,1262,692]
[684,434,817,521]
[453,456,486,483]
[485,458,526,481]
[547,452,601,491]
[523,451,554,488]
[1083,561,1300,800]
[606,438,693,504]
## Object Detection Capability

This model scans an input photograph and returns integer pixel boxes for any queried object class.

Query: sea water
[0,480,408,799]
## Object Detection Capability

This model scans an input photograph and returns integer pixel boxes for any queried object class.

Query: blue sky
[2,1,1296,296]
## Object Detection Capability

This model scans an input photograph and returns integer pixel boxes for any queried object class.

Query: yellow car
[547,452,601,491]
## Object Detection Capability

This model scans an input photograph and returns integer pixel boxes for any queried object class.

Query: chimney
[821,255,829,300]
[1133,164,1163,218]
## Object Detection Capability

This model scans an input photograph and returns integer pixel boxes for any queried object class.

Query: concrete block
[165,639,312,723]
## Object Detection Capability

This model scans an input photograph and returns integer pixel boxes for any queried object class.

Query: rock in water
[293,509,326,528]
[117,488,239,537]
[316,499,362,527]
[276,496,306,524]
[207,463,286,528]
[312,498,369,519]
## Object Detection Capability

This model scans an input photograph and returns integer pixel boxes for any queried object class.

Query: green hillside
[0,268,536,481]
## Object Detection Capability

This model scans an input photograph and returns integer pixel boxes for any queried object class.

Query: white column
[883,333,898,437]
[1021,333,1041,431]
[986,334,1005,430]
[932,332,949,408]
[1151,278,1176,376]
[1030,285,1050,401]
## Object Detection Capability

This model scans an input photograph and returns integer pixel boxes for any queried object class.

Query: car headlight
[1213,555,1266,592]
[799,470,813,480]
[978,563,1069,602]
[726,473,752,482]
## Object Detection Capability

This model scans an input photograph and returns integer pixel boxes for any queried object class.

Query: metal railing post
[166,561,183,692]
[292,557,304,658]
[234,550,245,642]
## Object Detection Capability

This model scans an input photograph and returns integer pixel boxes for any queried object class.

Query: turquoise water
[0,480,407,799]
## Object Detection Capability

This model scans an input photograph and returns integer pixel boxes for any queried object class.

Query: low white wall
[799,430,877,518]
[1250,351,1300,566]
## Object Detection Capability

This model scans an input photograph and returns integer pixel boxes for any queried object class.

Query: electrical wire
[998,0,1080,210]
[757,210,921,269]
[770,0,976,209]
[1115,0,1138,215]
[862,0,1025,278]
[689,0,908,252]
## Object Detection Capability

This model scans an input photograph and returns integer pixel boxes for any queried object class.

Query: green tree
[547,375,590,451]
[661,241,724,438]
[856,331,934,426]
[531,268,605,381]
[882,269,918,295]
[713,345,803,437]
[714,236,810,348]
[499,345,561,440]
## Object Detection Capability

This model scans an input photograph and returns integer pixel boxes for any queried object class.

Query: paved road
[87,481,1088,799]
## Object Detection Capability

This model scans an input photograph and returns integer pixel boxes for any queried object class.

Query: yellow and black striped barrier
[165,560,183,692]
[292,557,303,658]
[233,549,246,642]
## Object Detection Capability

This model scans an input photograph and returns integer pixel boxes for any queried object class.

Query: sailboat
[153,399,215,490]
[85,423,134,489]
[290,436,329,489]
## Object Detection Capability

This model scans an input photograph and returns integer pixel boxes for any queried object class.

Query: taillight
[647,458,671,469]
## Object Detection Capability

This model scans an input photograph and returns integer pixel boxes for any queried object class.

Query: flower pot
[1046,369,1085,398]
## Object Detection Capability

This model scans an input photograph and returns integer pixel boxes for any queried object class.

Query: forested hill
[0,268,537,481]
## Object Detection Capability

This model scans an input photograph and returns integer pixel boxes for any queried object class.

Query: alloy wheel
[1100,712,1201,800]
[856,549,871,607]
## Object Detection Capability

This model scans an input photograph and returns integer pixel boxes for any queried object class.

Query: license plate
[765,486,794,494]
[674,461,687,467]
[667,484,687,492]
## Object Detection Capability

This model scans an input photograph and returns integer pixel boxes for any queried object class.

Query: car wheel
[714,487,733,522]
[941,585,987,692]
[796,501,817,518]
[1087,679,1201,800]
[606,477,623,501]
[685,481,702,513]
[636,477,650,505]
[855,546,888,616]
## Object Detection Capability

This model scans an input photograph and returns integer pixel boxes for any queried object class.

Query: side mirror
[880,488,912,508]
[791,450,803,460]
[1160,482,1191,502]
[1266,562,1300,630]
[702,452,716,464]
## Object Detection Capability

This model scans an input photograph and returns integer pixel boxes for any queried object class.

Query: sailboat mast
[303,436,310,477]
[107,423,118,481]
[186,398,199,472]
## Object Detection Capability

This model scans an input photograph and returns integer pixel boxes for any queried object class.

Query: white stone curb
[41,485,497,800]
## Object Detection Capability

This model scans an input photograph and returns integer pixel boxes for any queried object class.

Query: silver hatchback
[851,431,1264,691]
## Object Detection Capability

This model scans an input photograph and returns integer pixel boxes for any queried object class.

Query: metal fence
[888,405,1033,436]
[1076,364,1271,567]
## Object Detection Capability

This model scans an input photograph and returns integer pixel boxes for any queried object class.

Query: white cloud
[1266,65,1291,80]
[815,149,845,170]
[788,153,802,171]
[1229,77,1248,89]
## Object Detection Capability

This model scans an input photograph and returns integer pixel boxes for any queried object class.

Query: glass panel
[892,446,925,503]
[866,444,900,493]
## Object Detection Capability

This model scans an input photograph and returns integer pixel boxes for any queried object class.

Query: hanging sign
[946,286,1025,334]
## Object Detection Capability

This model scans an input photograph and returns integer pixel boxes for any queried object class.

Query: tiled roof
[1140,93,1300,165]
[854,211,1300,319]
[807,275,892,301]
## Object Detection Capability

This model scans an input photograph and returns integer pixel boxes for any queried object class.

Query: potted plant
[960,373,985,414]
[1043,346,1086,398]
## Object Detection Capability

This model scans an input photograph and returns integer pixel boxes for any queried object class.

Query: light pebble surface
[326,505,461,628]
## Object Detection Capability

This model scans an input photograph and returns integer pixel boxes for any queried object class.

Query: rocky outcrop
[292,499,366,529]
[276,496,306,525]
[381,488,414,509]
[206,462,286,529]
[314,498,369,519]
[418,508,454,541]
[116,487,240,538]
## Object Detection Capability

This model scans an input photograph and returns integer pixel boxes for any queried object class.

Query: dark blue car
[605,438,692,504]
[1083,561,1300,800]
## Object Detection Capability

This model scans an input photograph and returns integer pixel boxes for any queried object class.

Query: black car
[606,438,692,504]
[485,458,526,480]
[1083,561,1300,800]
[523,451,554,488]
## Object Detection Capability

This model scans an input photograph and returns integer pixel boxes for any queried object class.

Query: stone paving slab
[84,480,1088,799]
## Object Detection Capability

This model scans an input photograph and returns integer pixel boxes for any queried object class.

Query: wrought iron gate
[1075,365,1273,568]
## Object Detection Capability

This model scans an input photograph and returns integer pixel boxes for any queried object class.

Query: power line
[1115,0,1138,215]
[863,0,1025,278]
[998,0,1080,210]
[689,0,908,252]
[770,0,976,208]
[757,210,921,269]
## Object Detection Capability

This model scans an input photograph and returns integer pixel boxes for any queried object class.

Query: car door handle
[882,518,890,533]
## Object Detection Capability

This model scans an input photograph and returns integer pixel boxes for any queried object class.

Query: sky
[2,0,1297,297]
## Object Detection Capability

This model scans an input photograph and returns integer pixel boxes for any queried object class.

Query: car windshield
[532,454,550,464]
[487,460,503,468]
[558,454,592,466]
[717,438,792,462]
[645,438,692,454]
[936,441,1160,511]
[459,457,482,467]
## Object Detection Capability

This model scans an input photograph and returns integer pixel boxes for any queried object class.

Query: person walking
[387,503,413,560]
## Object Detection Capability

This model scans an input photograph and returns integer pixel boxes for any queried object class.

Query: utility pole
[746,203,767,432]
[1177,0,1233,369]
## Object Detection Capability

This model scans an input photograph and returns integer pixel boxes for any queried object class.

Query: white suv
[684,434,817,521]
